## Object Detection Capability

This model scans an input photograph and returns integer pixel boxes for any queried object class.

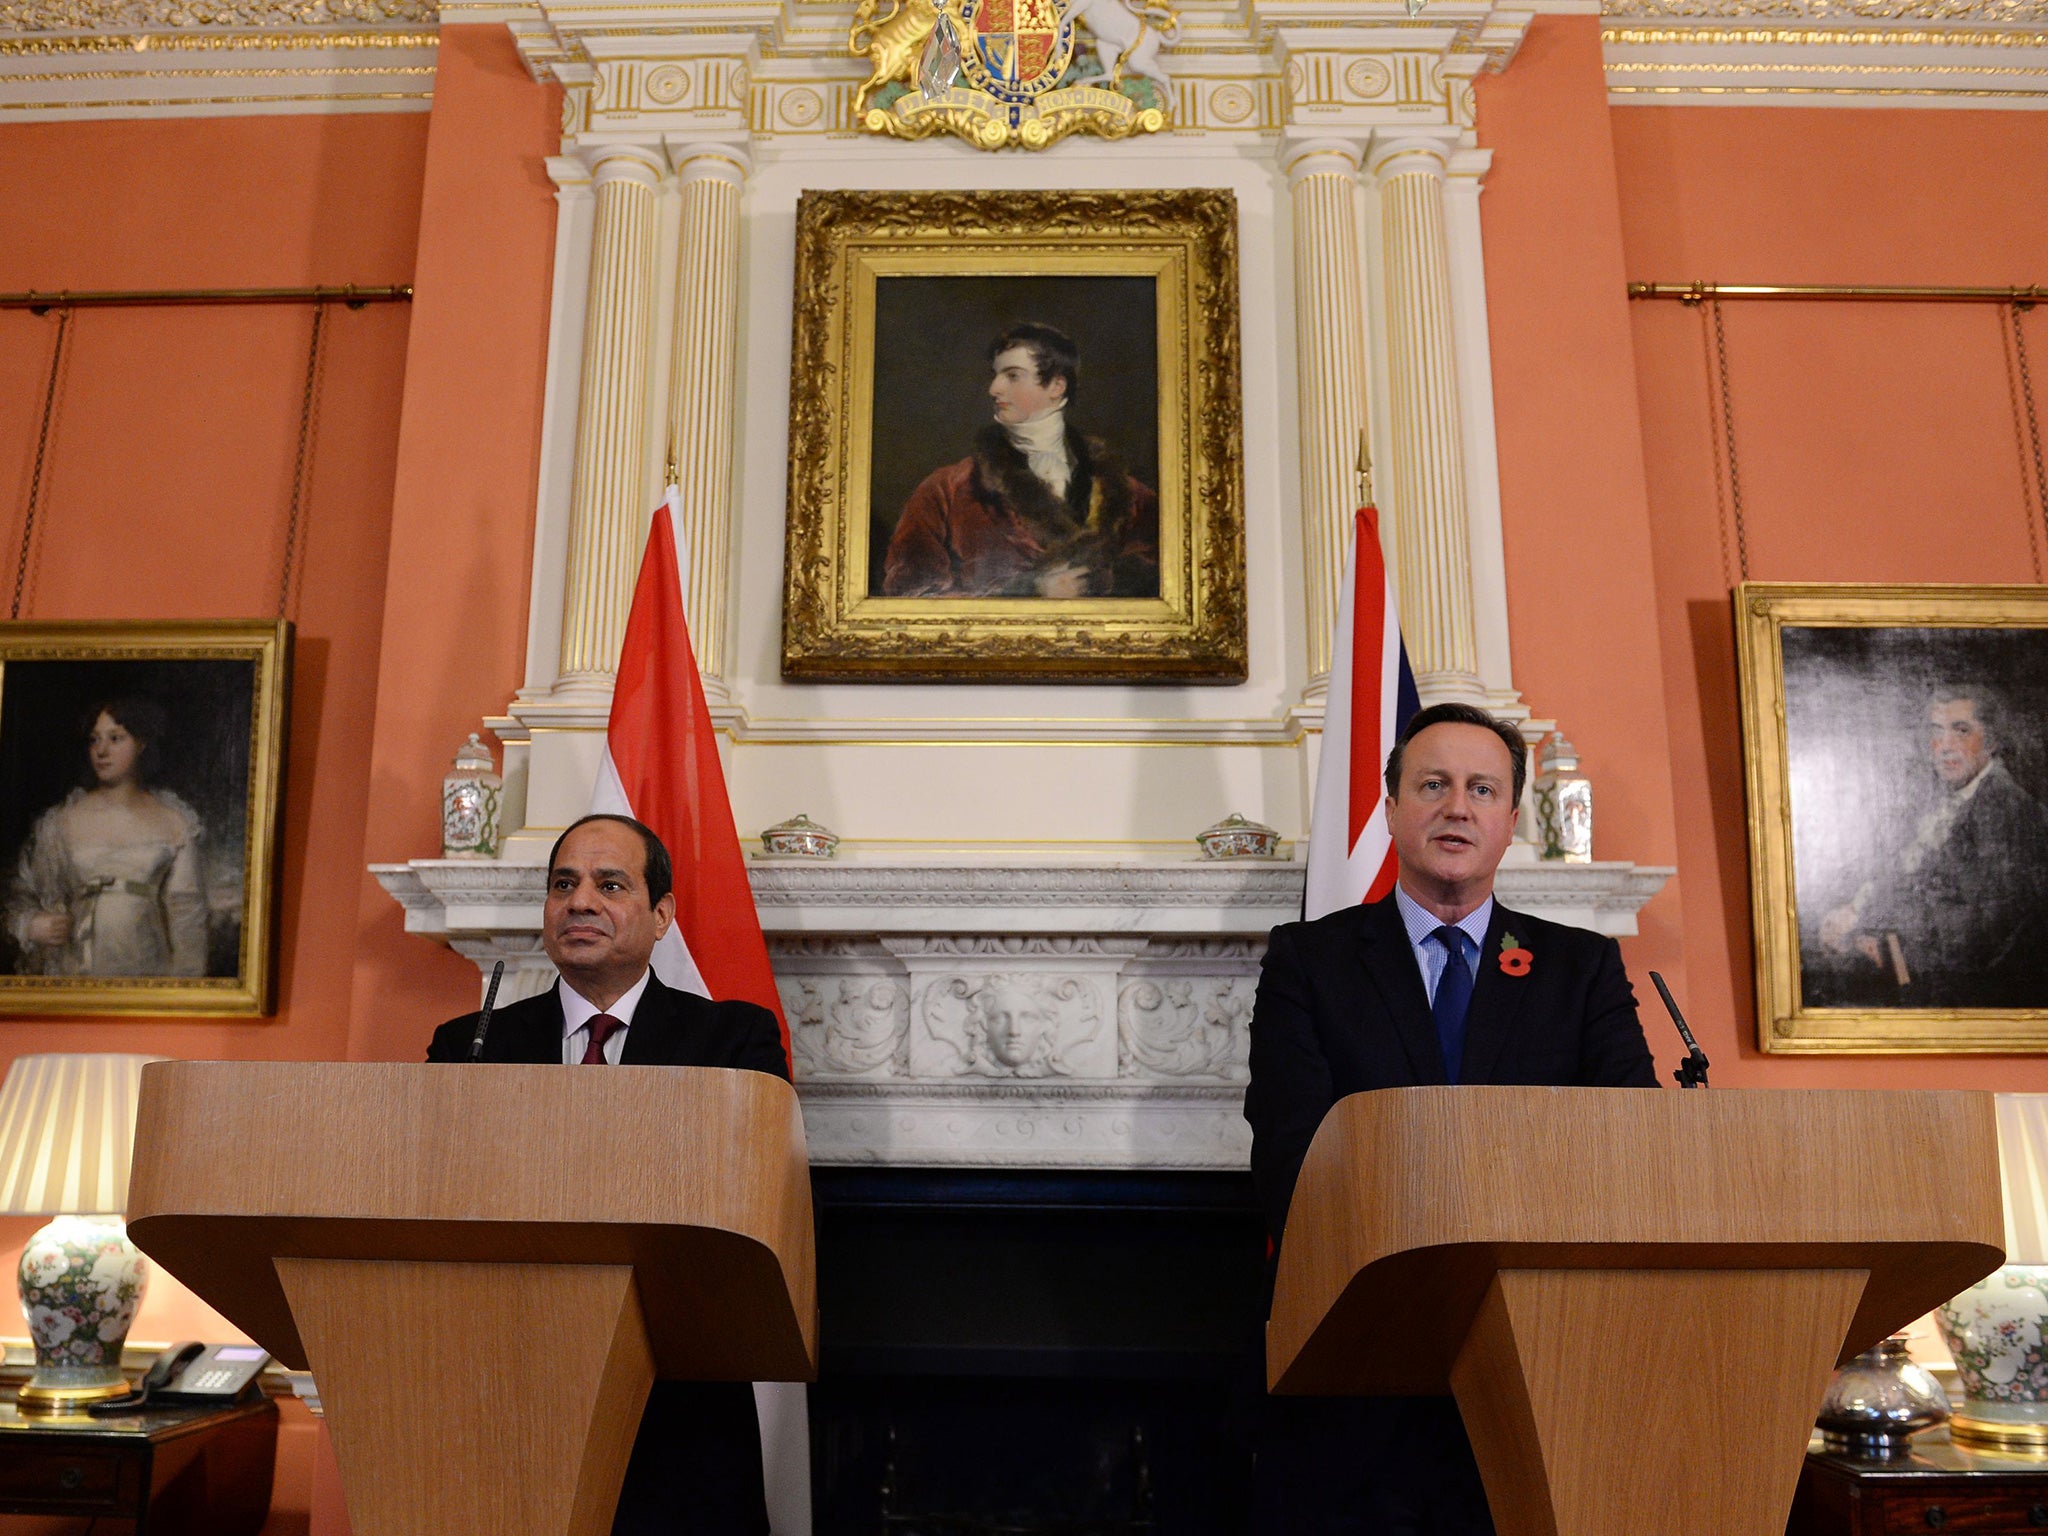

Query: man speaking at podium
[429,813,789,1536]
[1244,704,1657,1535]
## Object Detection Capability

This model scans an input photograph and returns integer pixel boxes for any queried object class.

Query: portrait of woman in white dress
[6,697,210,978]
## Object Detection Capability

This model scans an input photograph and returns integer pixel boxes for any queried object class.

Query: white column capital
[1367,133,1456,183]
[1281,136,1366,183]
[575,141,666,186]
[545,154,594,193]
[666,139,753,187]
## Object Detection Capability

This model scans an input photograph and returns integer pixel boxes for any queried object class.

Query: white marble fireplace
[373,856,1668,1169]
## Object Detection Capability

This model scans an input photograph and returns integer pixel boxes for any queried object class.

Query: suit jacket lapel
[495,986,566,1064]
[1354,897,1448,1086]
[618,972,678,1065]
[1460,903,1535,1084]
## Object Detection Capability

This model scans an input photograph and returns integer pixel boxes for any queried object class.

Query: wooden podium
[1268,1086,2003,1536]
[124,1061,816,1536]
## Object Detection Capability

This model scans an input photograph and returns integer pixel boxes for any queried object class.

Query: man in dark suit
[1244,703,1658,1536]
[429,812,789,1536]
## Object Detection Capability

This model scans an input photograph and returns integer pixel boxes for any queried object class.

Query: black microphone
[1648,970,1710,1089]
[468,961,506,1061]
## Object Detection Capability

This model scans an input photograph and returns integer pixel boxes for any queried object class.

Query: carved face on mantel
[977,981,1055,1070]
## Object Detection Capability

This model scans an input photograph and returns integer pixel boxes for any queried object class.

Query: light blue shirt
[1393,885,1493,1004]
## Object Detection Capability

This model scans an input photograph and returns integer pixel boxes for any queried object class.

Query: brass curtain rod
[0,284,413,312]
[1630,281,2043,306]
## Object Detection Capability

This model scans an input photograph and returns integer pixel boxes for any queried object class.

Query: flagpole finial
[1355,430,1373,508]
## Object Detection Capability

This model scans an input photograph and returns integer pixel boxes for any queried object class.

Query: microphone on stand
[1648,970,1710,1089]
[468,961,506,1061]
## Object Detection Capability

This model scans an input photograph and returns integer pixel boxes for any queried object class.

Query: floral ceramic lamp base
[1938,1264,2048,1454]
[15,1213,148,1414]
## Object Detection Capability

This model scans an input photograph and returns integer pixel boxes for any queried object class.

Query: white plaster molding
[372,854,1670,939]
[795,1081,1251,1169]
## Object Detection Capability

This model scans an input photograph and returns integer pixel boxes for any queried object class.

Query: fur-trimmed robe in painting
[882,422,1160,598]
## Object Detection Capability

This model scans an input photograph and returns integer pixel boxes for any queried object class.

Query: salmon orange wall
[1473,16,1691,1082]
[0,110,425,1065]
[1609,101,2048,1087]
[0,107,430,1536]
[342,24,560,1068]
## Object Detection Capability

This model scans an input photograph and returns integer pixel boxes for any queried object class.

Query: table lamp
[0,1054,165,1414]
[1938,1092,2048,1453]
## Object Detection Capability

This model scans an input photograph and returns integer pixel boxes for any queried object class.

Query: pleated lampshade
[1998,1094,2048,1268]
[0,1055,165,1217]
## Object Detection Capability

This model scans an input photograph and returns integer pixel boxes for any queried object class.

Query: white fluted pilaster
[665,144,750,699]
[1371,135,1483,704]
[557,143,664,690]
[1283,138,1372,695]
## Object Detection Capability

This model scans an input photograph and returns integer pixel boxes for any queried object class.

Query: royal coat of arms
[850,0,1177,150]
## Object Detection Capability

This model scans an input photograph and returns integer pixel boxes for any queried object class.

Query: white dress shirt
[558,969,652,1065]
[1393,885,1494,1004]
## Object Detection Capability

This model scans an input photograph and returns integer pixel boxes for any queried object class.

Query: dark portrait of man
[427,813,790,1536]
[1815,685,2048,1009]
[1243,703,1657,1536]
[881,321,1160,600]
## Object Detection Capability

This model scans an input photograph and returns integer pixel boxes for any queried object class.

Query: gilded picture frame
[781,188,1246,683]
[1736,582,2048,1053]
[0,620,292,1017]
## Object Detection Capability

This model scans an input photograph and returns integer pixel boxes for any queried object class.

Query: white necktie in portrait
[1006,403,1073,499]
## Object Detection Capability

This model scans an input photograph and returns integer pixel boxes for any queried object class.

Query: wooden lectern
[1268,1086,2003,1536]
[124,1061,816,1536]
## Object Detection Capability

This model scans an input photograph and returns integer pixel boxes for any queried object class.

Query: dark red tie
[581,1013,624,1065]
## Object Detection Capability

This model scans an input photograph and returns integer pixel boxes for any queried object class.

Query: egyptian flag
[588,487,788,1055]
[587,488,807,1536]
[1303,505,1420,921]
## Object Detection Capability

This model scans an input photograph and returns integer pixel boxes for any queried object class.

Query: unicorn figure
[1067,0,1178,90]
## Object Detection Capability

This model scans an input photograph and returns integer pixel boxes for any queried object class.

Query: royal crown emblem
[850,0,1177,151]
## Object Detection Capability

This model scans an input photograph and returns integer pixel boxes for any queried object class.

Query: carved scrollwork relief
[783,977,910,1078]
[1118,977,1254,1080]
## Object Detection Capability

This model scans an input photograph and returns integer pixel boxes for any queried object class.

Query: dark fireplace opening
[809,1168,1267,1536]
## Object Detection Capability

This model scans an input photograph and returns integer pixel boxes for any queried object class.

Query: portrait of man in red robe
[877,319,1160,600]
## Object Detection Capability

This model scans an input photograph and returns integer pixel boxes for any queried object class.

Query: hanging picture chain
[278,302,328,621]
[2011,302,2048,577]
[1708,297,1753,583]
[11,307,72,621]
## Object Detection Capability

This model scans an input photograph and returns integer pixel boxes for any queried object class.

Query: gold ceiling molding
[0,0,435,31]
[1609,78,2046,87]
[0,26,430,47]
[7,56,428,70]
[1605,20,2048,39]
[0,83,426,100]
[1608,53,2048,67]
[1601,0,2048,21]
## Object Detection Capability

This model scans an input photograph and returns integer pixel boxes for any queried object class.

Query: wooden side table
[0,1395,277,1535]
[1791,1426,2048,1535]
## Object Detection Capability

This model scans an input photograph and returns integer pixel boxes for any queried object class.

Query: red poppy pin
[1498,932,1533,977]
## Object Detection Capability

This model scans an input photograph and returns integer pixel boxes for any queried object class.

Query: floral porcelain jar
[1938,1265,2048,1452]
[16,1214,149,1411]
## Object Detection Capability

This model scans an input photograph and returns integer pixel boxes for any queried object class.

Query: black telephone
[89,1341,271,1414]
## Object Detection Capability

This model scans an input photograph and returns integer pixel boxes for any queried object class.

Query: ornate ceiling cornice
[0,0,436,116]
[1597,0,2048,101]
[4,0,2044,119]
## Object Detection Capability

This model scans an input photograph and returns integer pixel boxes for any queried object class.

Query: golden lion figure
[849,0,944,118]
